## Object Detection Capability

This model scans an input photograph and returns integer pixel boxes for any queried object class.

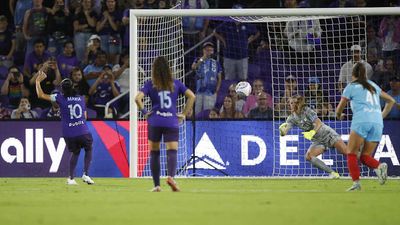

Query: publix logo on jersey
[0,129,66,173]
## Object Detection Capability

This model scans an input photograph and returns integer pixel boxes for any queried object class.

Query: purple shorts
[148,126,179,142]
[64,133,93,153]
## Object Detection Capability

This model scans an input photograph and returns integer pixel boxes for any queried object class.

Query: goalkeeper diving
[279,95,348,178]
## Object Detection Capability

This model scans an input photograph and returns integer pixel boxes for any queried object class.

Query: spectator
[219,95,244,119]
[227,83,245,112]
[328,0,354,7]
[145,0,159,8]
[378,16,400,63]
[366,25,383,67]
[275,75,301,118]
[11,97,39,119]
[248,92,273,119]
[73,0,97,62]
[208,107,219,119]
[9,0,33,53]
[83,50,109,86]
[112,51,129,115]
[40,99,61,119]
[1,66,29,109]
[133,0,145,9]
[88,65,120,117]
[159,0,169,9]
[23,38,51,77]
[384,76,400,119]
[215,12,260,81]
[29,59,62,108]
[22,0,50,58]
[191,42,222,114]
[112,51,129,94]
[0,15,16,69]
[47,0,73,56]
[69,67,90,103]
[121,0,134,52]
[242,79,273,116]
[285,19,322,53]
[371,58,397,91]
[304,77,333,118]
[182,0,210,48]
[57,41,80,78]
[338,44,373,92]
[0,103,12,119]
[84,34,102,66]
[96,0,122,65]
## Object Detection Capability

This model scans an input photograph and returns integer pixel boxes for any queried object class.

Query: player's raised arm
[381,91,396,118]
[35,71,52,102]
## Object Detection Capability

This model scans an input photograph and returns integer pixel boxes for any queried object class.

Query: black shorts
[64,133,93,153]
[148,126,179,142]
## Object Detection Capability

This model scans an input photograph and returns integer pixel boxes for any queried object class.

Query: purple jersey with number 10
[50,93,90,137]
[141,79,188,128]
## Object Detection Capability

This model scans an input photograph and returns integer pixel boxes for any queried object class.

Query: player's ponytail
[352,62,375,94]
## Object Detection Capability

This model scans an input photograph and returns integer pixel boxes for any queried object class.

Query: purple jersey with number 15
[50,93,90,137]
[141,79,188,128]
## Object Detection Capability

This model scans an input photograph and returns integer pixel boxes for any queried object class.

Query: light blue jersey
[342,80,382,126]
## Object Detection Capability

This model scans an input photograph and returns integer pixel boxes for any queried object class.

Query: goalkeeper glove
[302,130,316,140]
[279,123,288,136]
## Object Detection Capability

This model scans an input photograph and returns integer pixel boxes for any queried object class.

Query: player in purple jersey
[135,56,195,192]
[35,64,95,185]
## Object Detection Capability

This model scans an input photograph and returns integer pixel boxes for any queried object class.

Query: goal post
[129,7,400,178]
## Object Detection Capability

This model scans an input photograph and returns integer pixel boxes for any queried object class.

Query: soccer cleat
[374,163,388,185]
[166,176,180,192]
[346,181,361,192]
[82,174,95,185]
[150,186,162,192]
[329,171,340,179]
[67,178,78,185]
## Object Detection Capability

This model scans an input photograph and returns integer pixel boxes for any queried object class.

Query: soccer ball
[235,81,252,97]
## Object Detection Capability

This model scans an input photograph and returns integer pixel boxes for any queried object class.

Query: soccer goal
[129,7,400,178]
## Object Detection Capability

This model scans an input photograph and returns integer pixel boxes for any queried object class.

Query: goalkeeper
[279,95,347,178]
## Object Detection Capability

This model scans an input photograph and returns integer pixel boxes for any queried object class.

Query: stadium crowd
[0,0,399,120]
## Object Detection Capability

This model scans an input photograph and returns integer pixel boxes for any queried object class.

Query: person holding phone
[11,97,38,119]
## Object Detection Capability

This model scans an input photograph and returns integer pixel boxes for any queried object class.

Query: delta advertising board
[0,121,399,177]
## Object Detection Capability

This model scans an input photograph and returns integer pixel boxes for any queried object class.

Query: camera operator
[1,66,29,109]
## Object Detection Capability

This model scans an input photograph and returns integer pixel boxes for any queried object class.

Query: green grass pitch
[0,178,399,225]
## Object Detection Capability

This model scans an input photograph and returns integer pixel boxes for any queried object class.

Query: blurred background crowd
[0,0,399,120]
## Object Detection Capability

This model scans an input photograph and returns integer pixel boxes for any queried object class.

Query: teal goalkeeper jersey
[342,80,383,126]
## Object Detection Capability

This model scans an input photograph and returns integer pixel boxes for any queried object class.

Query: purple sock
[84,150,92,175]
[69,152,80,179]
[167,150,177,178]
[150,151,161,187]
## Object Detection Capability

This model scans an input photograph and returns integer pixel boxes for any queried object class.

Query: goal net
[133,15,188,177]
[129,8,395,178]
